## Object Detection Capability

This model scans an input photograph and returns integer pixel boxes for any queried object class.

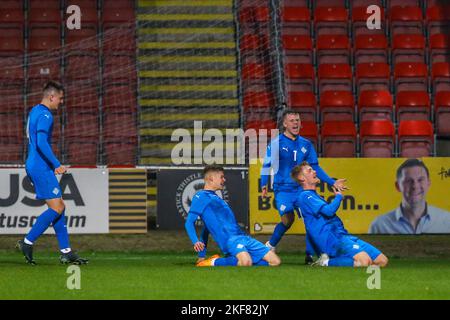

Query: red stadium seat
[65,54,99,82]
[389,6,424,36]
[0,1,24,9]
[356,62,391,93]
[65,82,99,112]
[242,63,271,82]
[102,26,136,53]
[283,0,309,7]
[432,62,450,94]
[396,91,431,121]
[28,28,61,52]
[351,0,383,8]
[281,7,311,35]
[103,112,137,139]
[245,119,277,132]
[243,91,275,111]
[0,56,24,82]
[315,0,346,8]
[0,85,24,113]
[0,36,24,54]
[318,63,353,94]
[0,138,23,163]
[64,111,99,139]
[394,62,428,93]
[285,63,315,92]
[282,35,313,64]
[28,54,61,80]
[352,6,385,39]
[392,34,426,64]
[429,34,450,65]
[426,6,450,36]
[104,138,137,166]
[314,7,348,36]
[358,90,393,121]
[360,120,396,158]
[288,91,317,121]
[29,0,60,9]
[103,83,137,112]
[65,27,99,53]
[65,140,98,165]
[398,120,434,157]
[239,6,269,25]
[388,0,421,8]
[316,35,351,65]
[435,91,450,136]
[354,34,388,64]
[321,121,357,157]
[0,113,23,140]
[240,34,269,59]
[103,54,136,83]
[300,121,319,150]
[28,8,61,27]
[0,8,24,25]
[103,0,136,9]
[102,6,135,25]
[319,91,354,122]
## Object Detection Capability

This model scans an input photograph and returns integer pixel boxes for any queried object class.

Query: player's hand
[262,186,269,198]
[333,179,348,192]
[54,166,67,175]
[193,241,205,252]
[331,185,342,196]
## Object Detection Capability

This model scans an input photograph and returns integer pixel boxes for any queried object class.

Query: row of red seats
[0,110,137,140]
[243,90,450,135]
[1,81,137,113]
[242,33,450,66]
[241,0,443,10]
[245,119,435,157]
[243,61,450,94]
[241,5,450,36]
[0,137,137,165]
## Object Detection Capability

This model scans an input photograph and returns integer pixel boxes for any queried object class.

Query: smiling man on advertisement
[369,159,450,234]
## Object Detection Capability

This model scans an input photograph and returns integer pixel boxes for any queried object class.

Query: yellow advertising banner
[249,157,450,235]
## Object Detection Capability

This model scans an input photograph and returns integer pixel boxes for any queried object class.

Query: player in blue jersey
[291,162,388,267]
[260,109,347,263]
[16,81,88,265]
[185,165,281,267]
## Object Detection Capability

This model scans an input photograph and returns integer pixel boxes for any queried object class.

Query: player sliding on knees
[185,165,281,267]
[17,81,88,266]
[291,162,388,267]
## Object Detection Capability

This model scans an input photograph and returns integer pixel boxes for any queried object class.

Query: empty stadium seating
[360,120,396,157]
[398,120,434,157]
[321,121,357,157]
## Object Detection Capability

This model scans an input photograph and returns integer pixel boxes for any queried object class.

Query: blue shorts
[227,235,270,264]
[274,190,301,216]
[336,235,382,261]
[26,169,61,200]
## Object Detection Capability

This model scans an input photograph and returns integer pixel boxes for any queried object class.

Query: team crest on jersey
[52,188,59,195]
[301,147,307,154]
[175,173,229,220]
[237,244,244,249]
[353,244,360,249]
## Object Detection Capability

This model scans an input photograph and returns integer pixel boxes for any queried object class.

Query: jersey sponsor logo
[301,147,307,154]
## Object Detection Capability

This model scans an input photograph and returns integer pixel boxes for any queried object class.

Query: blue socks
[214,256,238,266]
[305,233,319,257]
[268,222,289,247]
[328,257,354,267]
[25,208,60,243]
[253,260,269,266]
[52,209,71,252]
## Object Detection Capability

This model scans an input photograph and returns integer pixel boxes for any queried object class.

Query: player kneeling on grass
[291,162,388,268]
[185,165,281,267]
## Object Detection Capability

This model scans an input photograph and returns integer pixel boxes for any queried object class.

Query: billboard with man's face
[250,157,450,235]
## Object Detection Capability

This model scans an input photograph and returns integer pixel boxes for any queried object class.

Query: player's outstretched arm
[184,212,205,252]
[197,226,209,260]
[36,131,61,170]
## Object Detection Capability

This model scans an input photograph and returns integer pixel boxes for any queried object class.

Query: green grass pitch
[1,251,450,300]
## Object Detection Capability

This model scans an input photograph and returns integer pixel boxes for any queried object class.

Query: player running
[260,109,347,263]
[185,165,281,267]
[291,162,388,267]
[17,81,88,265]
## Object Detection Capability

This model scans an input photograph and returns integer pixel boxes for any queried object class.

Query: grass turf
[1,251,449,300]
